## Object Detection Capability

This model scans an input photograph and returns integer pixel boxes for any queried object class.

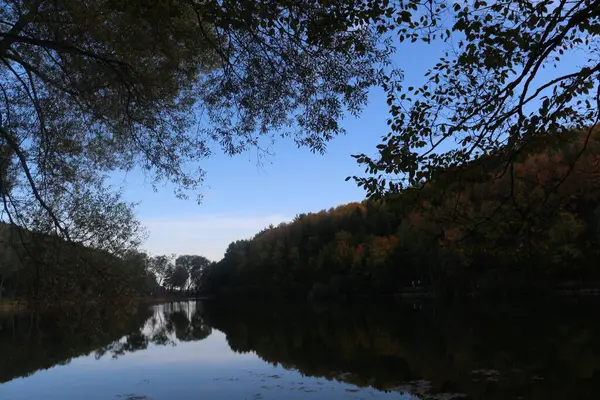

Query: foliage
[176,254,211,293]
[141,253,213,296]
[203,130,600,297]
[167,265,190,291]
[0,0,390,251]
[122,250,160,296]
[3,230,152,310]
[0,224,215,309]
[0,224,19,300]
[352,0,600,197]
[148,254,175,287]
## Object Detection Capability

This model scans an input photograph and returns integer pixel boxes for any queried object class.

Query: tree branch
[0,126,70,240]
[0,0,40,56]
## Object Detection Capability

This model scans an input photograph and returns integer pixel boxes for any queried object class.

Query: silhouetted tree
[168,265,189,293]
[176,255,211,294]
[0,0,389,249]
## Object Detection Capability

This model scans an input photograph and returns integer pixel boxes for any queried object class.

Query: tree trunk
[185,280,193,297]
[0,275,4,302]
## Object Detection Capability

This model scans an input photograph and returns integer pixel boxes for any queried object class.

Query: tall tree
[0,0,389,251]
[176,254,211,293]
[168,264,189,292]
[149,255,174,287]
[0,223,23,301]
[351,0,600,198]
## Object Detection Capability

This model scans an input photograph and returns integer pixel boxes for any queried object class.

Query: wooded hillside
[0,223,153,310]
[203,129,600,298]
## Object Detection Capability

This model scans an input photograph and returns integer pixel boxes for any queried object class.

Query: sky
[104,41,442,261]
[113,87,389,261]
[112,29,589,261]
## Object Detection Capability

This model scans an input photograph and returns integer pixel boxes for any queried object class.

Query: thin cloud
[140,213,291,261]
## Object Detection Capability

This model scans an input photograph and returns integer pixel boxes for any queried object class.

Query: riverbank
[0,296,216,314]
[142,295,214,305]
[0,300,27,313]
[207,281,600,303]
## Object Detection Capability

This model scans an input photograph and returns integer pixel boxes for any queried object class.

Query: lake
[1,299,599,399]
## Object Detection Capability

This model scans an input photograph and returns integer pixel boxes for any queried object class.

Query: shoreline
[141,295,215,305]
[0,295,215,314]
[3,288,597,314]
[207,283,600,302]
[0,300,27,313]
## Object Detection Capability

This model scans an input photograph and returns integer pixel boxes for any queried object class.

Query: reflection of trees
[159,301,212,343]
[203,300,600,400]
[0,307,151,383]
[0,301,211,383]
[167,310,212,342]
[96,301,211,358]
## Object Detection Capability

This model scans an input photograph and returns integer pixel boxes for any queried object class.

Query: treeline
[141,253,214,297]
[203,129,600,298]
[0,224,213,310]
[0,225,154,311]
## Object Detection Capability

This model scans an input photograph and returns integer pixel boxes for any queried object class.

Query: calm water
[1,300,599,400]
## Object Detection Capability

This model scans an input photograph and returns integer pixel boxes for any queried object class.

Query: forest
[2,0,600,308]
[202,129,600,299]
[0,226,212,311]
[5,127,600,308]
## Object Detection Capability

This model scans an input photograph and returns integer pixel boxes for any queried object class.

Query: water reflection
[93,302,211,360]
[0,306,149,384]
[203,300,600,400]
[0,302,210,384]
[1,300,600,399]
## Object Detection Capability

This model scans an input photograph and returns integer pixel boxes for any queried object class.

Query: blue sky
[115,87,389,261]
[109,42,442,261]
